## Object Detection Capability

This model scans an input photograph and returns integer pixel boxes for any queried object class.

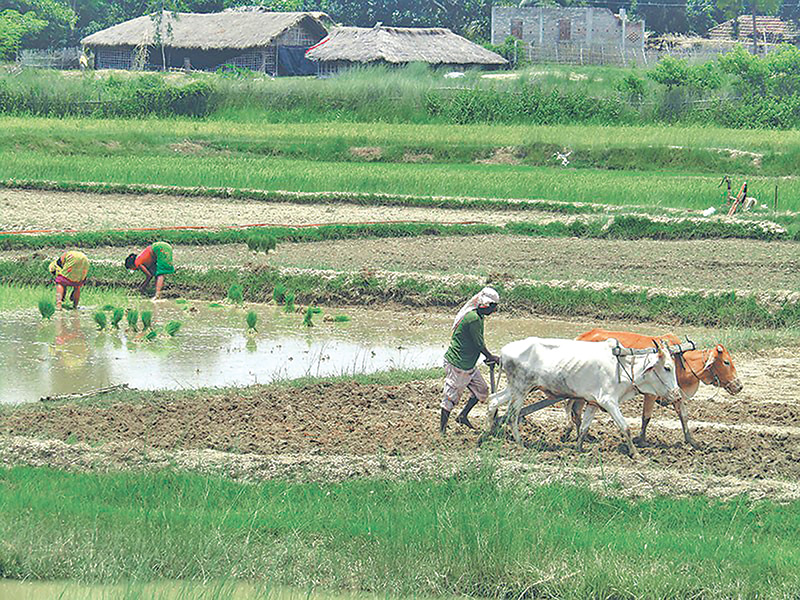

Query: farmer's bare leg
[55,283,66,309]
[69,286,82,309]
[153,275,165,300]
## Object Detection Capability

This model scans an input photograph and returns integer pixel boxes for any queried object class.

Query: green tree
[5,0,76,48]
[0,9,47,58]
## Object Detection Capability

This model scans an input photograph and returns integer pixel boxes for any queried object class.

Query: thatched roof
[82,11,329,50]
[305,25,508,66]
[709,16,798,41]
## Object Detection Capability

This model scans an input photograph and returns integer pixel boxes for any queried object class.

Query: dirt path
[2,351,799,496]
[0,189,557,231]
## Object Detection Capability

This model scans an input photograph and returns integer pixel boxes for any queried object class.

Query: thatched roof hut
[82,11,329,75]
[305,25,508,75]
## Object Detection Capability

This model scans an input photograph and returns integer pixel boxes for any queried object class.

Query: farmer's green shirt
[444,310,486,370]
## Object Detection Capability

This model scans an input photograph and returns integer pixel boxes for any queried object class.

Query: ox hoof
[686,439,702,450]
[633,436,650,448]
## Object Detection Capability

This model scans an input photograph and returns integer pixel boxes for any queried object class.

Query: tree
[0,9,47,58]
[686,0,719,35]
[4,0,76,48]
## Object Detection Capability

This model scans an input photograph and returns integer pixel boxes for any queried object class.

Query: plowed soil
[2,351,799,497]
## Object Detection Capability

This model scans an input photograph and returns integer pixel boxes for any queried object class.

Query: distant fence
[17,47,82,69]
[523,41,784,67]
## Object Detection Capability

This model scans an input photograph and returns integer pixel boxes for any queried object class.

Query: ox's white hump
[605,338,619,348]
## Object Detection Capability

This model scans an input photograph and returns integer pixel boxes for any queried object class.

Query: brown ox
[563,328,743,448]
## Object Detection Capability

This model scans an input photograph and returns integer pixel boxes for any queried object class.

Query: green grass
[0,466,798,598]
[2,150,797,211]
[0,283,132,311]
[2,260,800,328]
[1,217,793,252]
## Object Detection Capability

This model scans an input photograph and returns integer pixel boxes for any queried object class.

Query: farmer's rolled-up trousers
[442,360,489,412]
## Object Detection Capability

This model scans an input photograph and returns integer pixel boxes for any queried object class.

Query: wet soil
[2,351,800,496]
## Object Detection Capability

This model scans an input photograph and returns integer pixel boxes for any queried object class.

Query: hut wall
[317,59,497,77]
[95,46,135,69]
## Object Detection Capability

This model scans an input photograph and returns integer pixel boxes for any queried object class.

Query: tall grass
[0,466,798,598]
[3,115,800,175]
[2,150,797,211]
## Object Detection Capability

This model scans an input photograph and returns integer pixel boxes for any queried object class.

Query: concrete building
[491,6,645,52]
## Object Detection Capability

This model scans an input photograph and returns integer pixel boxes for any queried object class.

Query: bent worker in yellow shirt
[49,250,90,310]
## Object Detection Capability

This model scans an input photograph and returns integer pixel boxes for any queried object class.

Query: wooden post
[774,184,778,211]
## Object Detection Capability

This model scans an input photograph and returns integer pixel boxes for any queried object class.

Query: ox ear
[716,344,724,354]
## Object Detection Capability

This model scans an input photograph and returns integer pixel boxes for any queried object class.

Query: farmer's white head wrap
[452,286,500,331]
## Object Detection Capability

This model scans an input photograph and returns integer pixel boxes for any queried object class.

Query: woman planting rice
[125,242,175,300]
[49,250,90,310]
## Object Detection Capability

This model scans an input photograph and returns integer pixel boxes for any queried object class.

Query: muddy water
[0,300,716,404]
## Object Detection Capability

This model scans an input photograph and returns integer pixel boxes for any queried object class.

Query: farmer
[125,241,175,300]
[48,250,90,310]
[440,286,500,435]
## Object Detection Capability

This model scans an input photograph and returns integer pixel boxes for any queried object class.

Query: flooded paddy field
[0,298,729,404]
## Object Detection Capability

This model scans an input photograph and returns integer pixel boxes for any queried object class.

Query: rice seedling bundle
[37,298,55,319]
[101,304,115,311]
[93,311,107,330]
[144,329,158,341]
[175,299,187,304]
[310,307,322,314]
[284,292,295,313]
[140,311,152,330]
[333,315,350,322]
[227,284,244,305]
[127,309,139,332]
[209,302,222,308]
[246,310,258,332]
[272,283,286,305]
[165,320,182,336]
[111,308,124,329]
[303,307,314,328]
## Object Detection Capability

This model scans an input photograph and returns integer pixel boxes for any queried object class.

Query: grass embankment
[0,216,793,249]
[0,466,798,599]
[4,116,799,175]
[2,261,799,328]
[1,153,796,212]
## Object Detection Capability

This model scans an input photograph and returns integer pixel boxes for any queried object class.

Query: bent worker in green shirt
[441,287,501,435]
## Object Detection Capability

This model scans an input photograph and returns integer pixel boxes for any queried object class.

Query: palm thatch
[306,26,508,67]
[81,11,329,50]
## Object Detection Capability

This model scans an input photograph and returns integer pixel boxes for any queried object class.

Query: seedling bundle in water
[284,292,295,313]
[111,308,124,329]
[246,232,277,254]
[38,299,55,320]
[101,304,115,312]
[143,329,158,341]
[127,309,139,332]
[333,315,350,322]
[227,284,243,305]
[273,283,286,305]
[303,307,314,327]
[165,321,182,336]
[93,311,107,330]
[246,310,258,332]
[141,311,153,330]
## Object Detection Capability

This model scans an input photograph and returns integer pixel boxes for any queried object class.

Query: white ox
[486,337,682,457]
